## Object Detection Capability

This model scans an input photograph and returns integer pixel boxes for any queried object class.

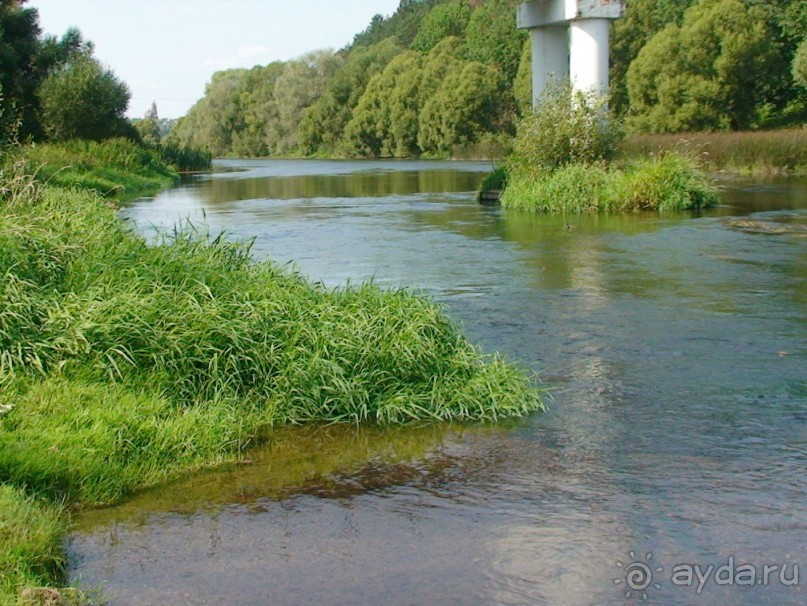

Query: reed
[620,129,807,175]
[0,163,544,505]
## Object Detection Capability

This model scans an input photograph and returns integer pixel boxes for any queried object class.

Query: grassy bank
[18,138,180,196]
[500,152,719,213]
[0,151,543,602]
[0,487,66,606]
[621,128,807,175]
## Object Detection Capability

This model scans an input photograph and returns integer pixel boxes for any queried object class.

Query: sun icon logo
[615,551,663,599]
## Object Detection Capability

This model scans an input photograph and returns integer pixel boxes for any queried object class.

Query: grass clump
[0,485,66,605]
[14,138,181,197]
[0,163,544,507]
[0,151,544,600]
[501,151,718,213]
[496,82,717,214]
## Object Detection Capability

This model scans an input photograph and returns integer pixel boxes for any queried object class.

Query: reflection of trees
[197,170,487,204]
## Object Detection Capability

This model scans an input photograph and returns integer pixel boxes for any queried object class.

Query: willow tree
[39,56,131,141]
[626,0,779,132]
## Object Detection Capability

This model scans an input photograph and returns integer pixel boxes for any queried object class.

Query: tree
[626,0,780,132]
[0,0,41,141]
[300,38,401,155]
[411,0,471,52]
[417,60,498,154]
[610,0,696,117]
[795,40,807,88]
[267,50,342,155]
[462,0,525,90]
[39,56,132,141]
[134,118,160,146]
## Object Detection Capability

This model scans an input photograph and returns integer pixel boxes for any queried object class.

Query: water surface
[69,161,807,605]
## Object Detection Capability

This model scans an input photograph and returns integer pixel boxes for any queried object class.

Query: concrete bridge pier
[518,0,624,106]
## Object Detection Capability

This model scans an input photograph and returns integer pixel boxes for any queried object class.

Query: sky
[29,0,401,119]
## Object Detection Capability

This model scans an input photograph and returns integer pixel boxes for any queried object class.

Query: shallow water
[68,161,807,605]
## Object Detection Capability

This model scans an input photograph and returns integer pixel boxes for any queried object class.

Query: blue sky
[29,1,401,119]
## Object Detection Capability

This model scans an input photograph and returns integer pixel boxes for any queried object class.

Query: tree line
[0,0,135,145]
[169,0,807,159]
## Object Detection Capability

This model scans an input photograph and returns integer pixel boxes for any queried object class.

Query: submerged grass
[500,152,718,213]
[0,156,544,601]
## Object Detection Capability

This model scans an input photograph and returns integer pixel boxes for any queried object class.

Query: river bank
[0,151,543,604]
[67,159,807,605]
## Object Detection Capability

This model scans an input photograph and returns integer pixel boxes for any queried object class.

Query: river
[67,160,807,605]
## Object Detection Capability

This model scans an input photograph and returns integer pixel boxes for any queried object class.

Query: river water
[67,160,807,605]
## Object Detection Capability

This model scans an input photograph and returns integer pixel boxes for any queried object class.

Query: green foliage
[411,0,471,52]
[501,152,718,213]
[0,485,66,603]
[345,38,501,157]
[134,117,160,146]
[462,0,526,90]
[610,152,720,211]
[18,138,179,196]
[268,50,343,156]
[352,0,444,49]
[0,166,544,508]
[479,165,508,192]
[626,0,782,133]
[610,0,696,117]
[0,1,42,142]
[508,83,623,175]
[513,38,532,116]
[301,38,401,155]
[345,50,425,156]
[167,68,250,157]
[418,60,499,155]
[794,39,807,88]
[39,56,132,142]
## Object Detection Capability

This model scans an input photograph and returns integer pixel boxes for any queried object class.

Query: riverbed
[67,160,807,605]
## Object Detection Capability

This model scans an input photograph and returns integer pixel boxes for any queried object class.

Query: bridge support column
[518,1,624,107]
[569,18,610,95]
[530,26,569,100]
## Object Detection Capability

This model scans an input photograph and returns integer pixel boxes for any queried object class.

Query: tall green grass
[0,164,543,501]
[0,154,544,602]
[501,152,718,213]
[621,129,807,174]
[0,485,65,606]
[15,138,180,196]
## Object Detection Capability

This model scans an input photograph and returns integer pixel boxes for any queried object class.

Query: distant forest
[165,0,807,158]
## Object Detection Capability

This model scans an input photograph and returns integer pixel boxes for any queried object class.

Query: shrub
[508,82,624,175]
[501,152,718,213]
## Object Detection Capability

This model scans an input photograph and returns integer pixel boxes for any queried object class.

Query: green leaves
[626,0,782,132]
[39,56,131,142]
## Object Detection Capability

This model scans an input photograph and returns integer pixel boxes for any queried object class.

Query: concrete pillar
[530,26,568,105]
[569,18,610,94]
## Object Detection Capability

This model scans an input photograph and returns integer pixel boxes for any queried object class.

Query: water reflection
[76,162,807,605]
